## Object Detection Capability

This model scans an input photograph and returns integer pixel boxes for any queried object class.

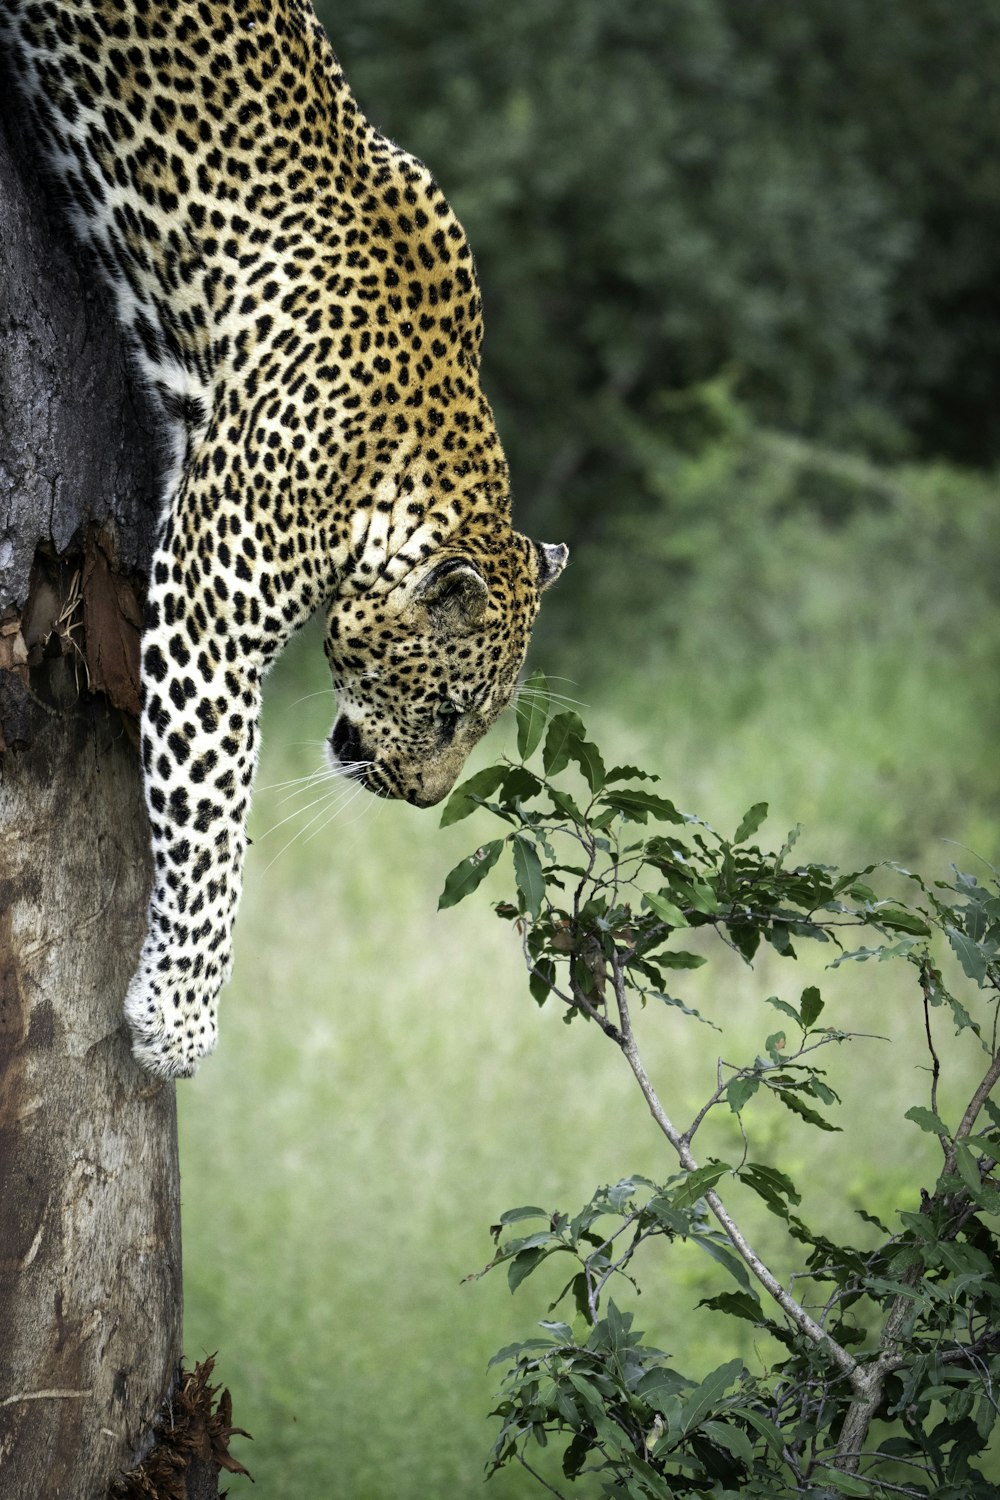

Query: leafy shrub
[440,676,1000,1498]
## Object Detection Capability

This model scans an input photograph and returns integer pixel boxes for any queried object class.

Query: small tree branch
[919,963,942,1125]
[517,1452,570,1499]
[683,1065,734,1144]
[944,1047,1000,1177]
[586,1220,658,1321]
[606,950,859,1385]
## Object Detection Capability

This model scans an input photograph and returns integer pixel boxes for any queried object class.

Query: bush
[440,678,1000,1498]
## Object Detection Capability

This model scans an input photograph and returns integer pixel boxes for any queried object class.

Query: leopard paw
[124,959,227,1080]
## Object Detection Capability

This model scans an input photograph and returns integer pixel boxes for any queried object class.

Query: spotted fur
[3,0,567,1078]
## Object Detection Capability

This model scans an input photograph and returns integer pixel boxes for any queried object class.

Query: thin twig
[587,1222,660,1320]
[945,1048,1000,1176]
[682,1031,882,1146]
[815,1466,927,1497]
[606,950,859,1385]
[516,1452,570,1499]
[920,961,942,1130]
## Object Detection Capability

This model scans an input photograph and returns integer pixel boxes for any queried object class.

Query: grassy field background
[178,479,999,1496]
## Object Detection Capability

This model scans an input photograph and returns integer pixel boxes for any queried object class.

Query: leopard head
[324,537,568,806]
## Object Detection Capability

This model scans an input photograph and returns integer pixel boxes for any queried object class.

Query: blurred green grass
[180,516,998,1495]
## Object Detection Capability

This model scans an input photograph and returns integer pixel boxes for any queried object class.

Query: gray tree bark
[0,69,231,1500]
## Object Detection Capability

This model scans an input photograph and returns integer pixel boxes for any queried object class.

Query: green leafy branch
[439,673,1000,1498]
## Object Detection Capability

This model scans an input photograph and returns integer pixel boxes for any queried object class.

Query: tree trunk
[0,696,182,1497]
[0,64,229,1500]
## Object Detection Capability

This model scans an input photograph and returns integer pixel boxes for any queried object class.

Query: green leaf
[512,835,546,920]
[765,1031,786,1061]
[976,1391,998,1442]
[515,670,550,758]
[690,1233,752,1290]
[800,985,824,1027]
[905,1105,950,1136]
[599,790,685,824]
[673,1161,730,1208]
[776,824,802,867]
[548,788,585,822]
[766,997,801,1025]
[697,1292,765,1327]
[831,940,920,967]
[508,1246,548,1293]
[561,1431,591,1480]
[872,905,931,936]
[701,1418,755,1467]
[643,892,689,929]
[679,1358,743,1434]
[528,957,556,1006]
[543,711,585,776]
[727,1076,759,1113]
[567,735,607,793]
[605,764,660,785]
[738,1161,801,1217]
[855,1208,891,1233]
[498,1206,550,1226]
[945,924,990,984]
[954,1140,982,1193]
[616,1452,674,1500]
[437,840,504,909]
[635,1367,691,1410]
[501,766,543,804]
[734,803,768,843]
[439,765,507,827]
[736,1407,784,1455]
[654,952,707,970]
[683,880,720,915]
[775,1089,840,1131]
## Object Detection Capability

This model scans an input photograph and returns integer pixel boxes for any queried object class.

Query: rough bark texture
[0,87,159,615]
[0,686,181,1498]
[0,63,227,1500]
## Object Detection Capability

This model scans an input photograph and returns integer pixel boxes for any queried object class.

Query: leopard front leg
[125,497,276,1079]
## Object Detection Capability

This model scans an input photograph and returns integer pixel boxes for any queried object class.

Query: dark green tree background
[322,0,1000,549]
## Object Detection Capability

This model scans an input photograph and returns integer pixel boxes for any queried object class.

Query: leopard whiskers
[296,776,375,850]
[282,688,337,710]
[513,682,589,710]
[256,742,356,802]
[257,764,375,873]
[254,775,358,841]
[256,767,338,799]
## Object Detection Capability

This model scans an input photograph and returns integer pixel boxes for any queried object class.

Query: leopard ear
[414,557,489,633]
[534,541,569,590]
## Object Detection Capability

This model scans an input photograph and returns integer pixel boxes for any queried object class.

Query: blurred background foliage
[181,3,1000,1494]
[331,0,1000,512]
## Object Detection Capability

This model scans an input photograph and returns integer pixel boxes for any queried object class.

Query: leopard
[2,0,567,1080]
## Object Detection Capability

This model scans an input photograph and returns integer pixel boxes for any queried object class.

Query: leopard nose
[330,715,363,764]
[406,786,446,809]
[404,773,450,809]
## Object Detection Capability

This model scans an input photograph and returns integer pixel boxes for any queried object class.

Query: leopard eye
[436,698,462,720]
